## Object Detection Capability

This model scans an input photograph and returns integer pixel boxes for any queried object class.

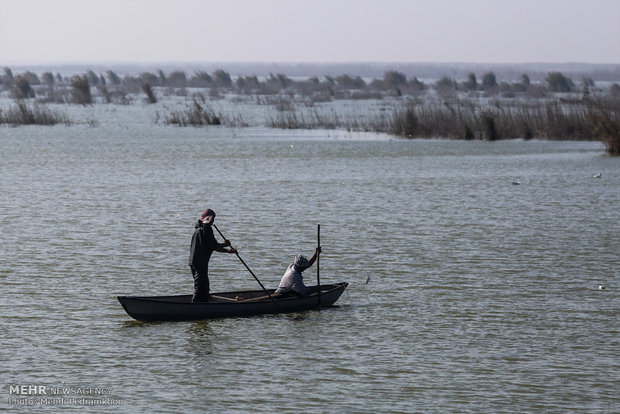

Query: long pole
[213,224,279,309]
[317,224,321,308]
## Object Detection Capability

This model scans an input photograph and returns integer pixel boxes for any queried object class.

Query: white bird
[598,285,605,290]
[593,173,602,179]
[512,181,520,185]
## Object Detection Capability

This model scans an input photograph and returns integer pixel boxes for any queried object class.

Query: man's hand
[229,247,237,254]
[223,239,231,247]
[316,246,322,254]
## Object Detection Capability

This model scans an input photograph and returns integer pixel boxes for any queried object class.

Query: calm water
[1,124,618,413]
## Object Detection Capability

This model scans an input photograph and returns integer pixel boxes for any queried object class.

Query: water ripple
[1,130,618,412]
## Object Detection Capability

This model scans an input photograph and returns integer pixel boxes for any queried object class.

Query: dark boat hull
[118,282,348,322]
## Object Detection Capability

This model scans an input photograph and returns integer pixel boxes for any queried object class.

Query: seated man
[274,247,321,297]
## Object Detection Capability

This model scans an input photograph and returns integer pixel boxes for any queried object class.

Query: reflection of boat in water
[118,282,348,322]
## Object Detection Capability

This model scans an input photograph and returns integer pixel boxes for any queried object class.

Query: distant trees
[86,70,100,86]
[70,75,92,104]
[189,71,213,87]
[581,77,595,94]
[512,73,531,92]
[409,77,426,91]
[213,70,232,88]
[435,76,457,94]
[521,74,530,88]
[21,71,40,86]
[1,65,619,151]
[235,75,260,92]
[546,72,574,92]
[167,71,187,88]
[106,70,121,86]
[267,73,291,89]
[384,71,407,87]
[42,72,55,86]
[2,67,14,87]
[463,72,477,91]
[140,72,159,86]
[1,66,611,113]
[12,76,35,99]
[335,74,365,89]
[142,82,157,104]
[482,72,498,92]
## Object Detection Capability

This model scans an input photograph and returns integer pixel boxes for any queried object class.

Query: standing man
[189,209,236,302]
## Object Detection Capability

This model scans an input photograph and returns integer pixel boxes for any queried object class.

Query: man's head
[201,209,216,225]
[293,254,309,270]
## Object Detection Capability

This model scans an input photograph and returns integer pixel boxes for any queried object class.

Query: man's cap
[201,209,216,219]
[294,255,309,269]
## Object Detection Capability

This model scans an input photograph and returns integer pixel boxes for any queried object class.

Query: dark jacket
[188,220,224,268]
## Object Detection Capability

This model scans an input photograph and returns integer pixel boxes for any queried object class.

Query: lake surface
[1,124,618,413]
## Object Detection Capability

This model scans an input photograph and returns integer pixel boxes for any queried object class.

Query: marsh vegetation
[1,65,619,153]
[0,98,70,125]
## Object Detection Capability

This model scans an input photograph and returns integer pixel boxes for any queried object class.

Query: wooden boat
[118,282,348,322]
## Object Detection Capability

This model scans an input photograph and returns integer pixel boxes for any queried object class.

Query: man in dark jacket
[189,209,236,302]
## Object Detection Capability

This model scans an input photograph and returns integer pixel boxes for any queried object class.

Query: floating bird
[512,181,520,185]
[598,285,605,290]
[593,173,602,179]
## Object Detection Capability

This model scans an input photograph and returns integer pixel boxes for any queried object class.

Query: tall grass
[266,94,619,153]
[2,66,619,152]
[588,108,620,154]
[163,99,221,126]
[387,97,618,141]
[0,99,71,125]
[268,110,342,130]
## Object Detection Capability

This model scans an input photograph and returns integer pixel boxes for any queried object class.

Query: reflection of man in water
[188,209,236,302]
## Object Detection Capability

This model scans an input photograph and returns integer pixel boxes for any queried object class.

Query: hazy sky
[1,0,619,64]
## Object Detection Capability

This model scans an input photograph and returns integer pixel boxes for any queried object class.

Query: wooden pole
[317,224,321,308]
[213,224,279,310]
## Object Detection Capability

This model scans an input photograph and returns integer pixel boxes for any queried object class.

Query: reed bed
[388,97,620,148]
[266,95,619,153]
[269,110,343,130]
[162,99,221,127]
[2,65,619,153]
[267,97,614,140]
[389,98,594,140]
[588,107,620,154]
[0,99,71,126]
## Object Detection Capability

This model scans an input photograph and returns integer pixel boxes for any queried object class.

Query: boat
[118,282,348,322]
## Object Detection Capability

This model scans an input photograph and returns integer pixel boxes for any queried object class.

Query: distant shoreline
[1,64,618,153]
[4,62,620,82]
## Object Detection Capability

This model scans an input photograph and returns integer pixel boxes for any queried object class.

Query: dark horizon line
[3,60,620,66]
